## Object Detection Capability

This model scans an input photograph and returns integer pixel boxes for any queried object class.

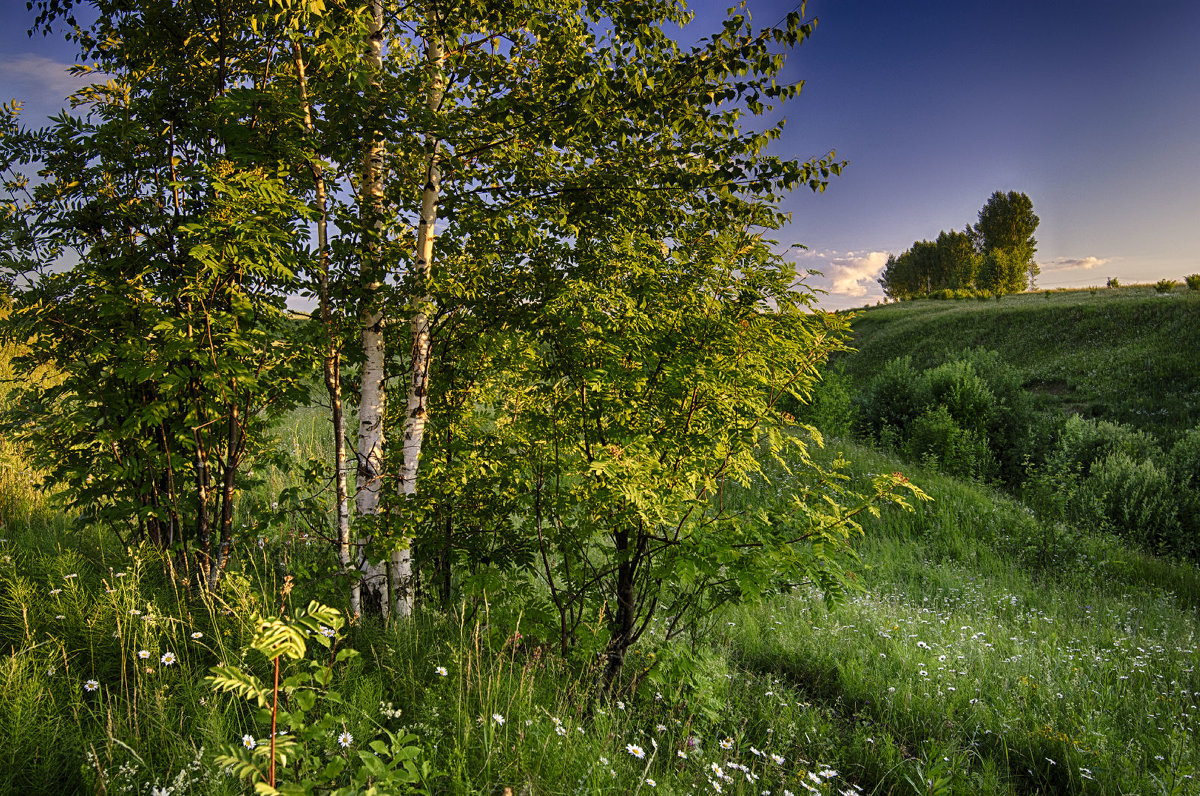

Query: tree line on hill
[878,191,1040,300]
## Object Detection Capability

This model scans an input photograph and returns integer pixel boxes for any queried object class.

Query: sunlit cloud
[1043,255,1109,271]
[795,248,890,300]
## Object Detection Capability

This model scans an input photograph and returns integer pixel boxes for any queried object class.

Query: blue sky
[3,1,1198,309]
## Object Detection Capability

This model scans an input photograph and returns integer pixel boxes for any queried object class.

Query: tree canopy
[878,191,1039,299]
[1,0,921,685]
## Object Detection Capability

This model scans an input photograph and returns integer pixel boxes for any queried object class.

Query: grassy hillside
[838,286,1200,440]
[3,290,1199,794]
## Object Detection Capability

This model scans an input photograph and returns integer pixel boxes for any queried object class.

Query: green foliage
[796,364,856,438]
[840,288,1200,440]
[1155,278,1177,293]
[1075,453,1187,557]
[208,602,428,794]
[855,351,1030,486]
[879,193,1036,299]
[903,405,996,481]
[855,356,927,440]
[976,246,1031,295]
[1185,274,1200,291]
[0,3,317,587]
[1044,415,1161,478]
[426,227,927,681]
[1107,277,1120,288]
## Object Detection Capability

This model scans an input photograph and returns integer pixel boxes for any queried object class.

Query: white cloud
[1042,255,1109,271]
[0,54,95,115]
[796,248,890,298]
[827,250,891,296]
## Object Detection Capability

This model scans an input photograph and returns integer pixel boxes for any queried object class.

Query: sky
[2,1,1199,310]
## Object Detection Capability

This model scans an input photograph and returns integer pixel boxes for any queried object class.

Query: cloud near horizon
[1042,255,1110,271]
[797,249,890,300]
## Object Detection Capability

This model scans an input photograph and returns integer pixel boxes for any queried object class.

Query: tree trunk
[293,42,357,618]
[390,19,445,619]
[356,0,390,617]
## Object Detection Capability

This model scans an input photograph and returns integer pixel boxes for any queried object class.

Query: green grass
[722,443,1200,794]
[838,286,1200,440]
[2,305,1199,793]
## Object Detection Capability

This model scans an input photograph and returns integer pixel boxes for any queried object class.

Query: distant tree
[909,239,940,294]
[977,248,1029,295]
[936,229,978,289]
[878,251,919,300]
[972,190,1039,290]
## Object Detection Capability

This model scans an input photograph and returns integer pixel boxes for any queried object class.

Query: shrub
[1045,415,1161,478]
[951,349,1033,483]
[1077,452,1187,556]
[1106,277,1119,288]
[923,360,994,438]
[1168,426,1200,490]
[1168,427,1200,550]
[1185,274,1200,291]
[800,364,856,438]
[904,405,997,481]
[855,356,927,442]
[1155,279,1176,293]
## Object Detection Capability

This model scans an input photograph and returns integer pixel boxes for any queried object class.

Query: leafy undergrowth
[1,432,1197,794]
[839,286,1200,440]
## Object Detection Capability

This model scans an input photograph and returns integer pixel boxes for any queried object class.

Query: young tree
[936,229,978,290]
[973,190,1039,289]
[3,0,315,588]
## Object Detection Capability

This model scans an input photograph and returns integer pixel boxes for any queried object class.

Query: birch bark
[356,0,390,617]
[390,23,444,618]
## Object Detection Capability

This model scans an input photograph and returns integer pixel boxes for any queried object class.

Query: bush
[1155,279,1176,294]
[1185,274,1200,291]
[904,405,997,481]
[800,364,856,437]
[953,349,1033,483]
[923,359,995,438]
[855,356,927,442]
[1077,452,1187,556]
[1168,426,1200,491]
[1106,277,1119,288]
[1168,427,1200,551]
[1045,415,1161,478]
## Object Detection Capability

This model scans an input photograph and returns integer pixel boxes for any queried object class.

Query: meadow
[1,286,1198,795]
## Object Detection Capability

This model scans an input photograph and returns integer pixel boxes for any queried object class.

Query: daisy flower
[191,632,203,640]
[719,737,734,750]
[242,735,256,750]
[626,744,645,759]
[137,650,150,659]
[337,731,353,748]
[492,713,505,726]
[84,679,99,692]
[435,666,448,677]
[160,651,176,666]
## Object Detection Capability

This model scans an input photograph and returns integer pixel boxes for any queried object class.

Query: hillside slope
[838,286,1200,440]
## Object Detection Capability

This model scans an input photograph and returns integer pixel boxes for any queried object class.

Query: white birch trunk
[389,28,445,618]
[357,0,390,618]
[293,43,358,618]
